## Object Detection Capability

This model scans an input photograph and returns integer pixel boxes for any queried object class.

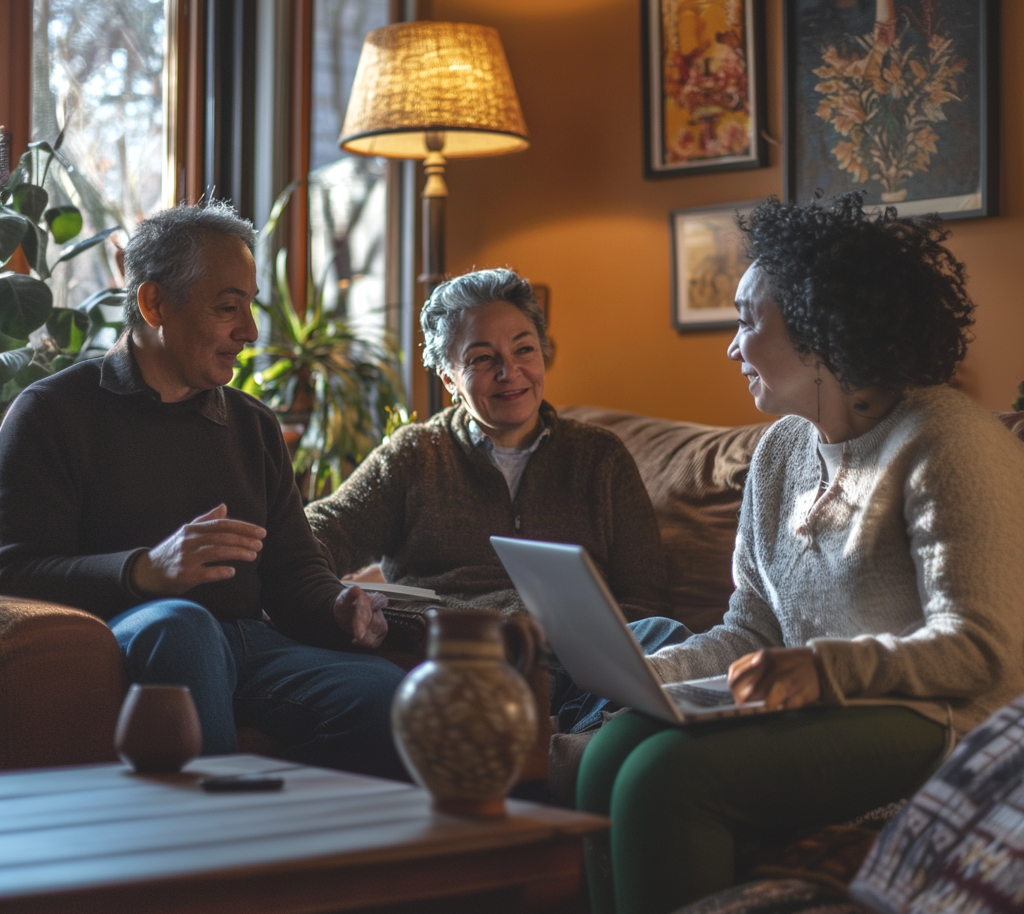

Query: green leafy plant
[231,180,411,502]
[0,132,124,406]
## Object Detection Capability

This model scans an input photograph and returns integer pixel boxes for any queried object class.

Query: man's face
[156,235,259,395]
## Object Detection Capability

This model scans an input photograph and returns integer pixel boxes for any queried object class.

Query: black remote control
[200,774,285,792]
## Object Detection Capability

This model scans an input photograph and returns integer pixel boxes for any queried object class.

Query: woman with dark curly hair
[576,193,1024,914]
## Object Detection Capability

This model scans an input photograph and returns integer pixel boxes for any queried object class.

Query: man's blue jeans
[549,616,692,734]
[109,600,408,780]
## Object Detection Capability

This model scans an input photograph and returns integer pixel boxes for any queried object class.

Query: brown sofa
[564,404,1024,631]
[560,406,770,633]
[3,404,1021,778]
[0,406,766,774]
[0,596,549,776]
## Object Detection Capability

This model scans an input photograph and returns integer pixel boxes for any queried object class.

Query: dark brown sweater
[0,338,343,646]
[305,403,668,621]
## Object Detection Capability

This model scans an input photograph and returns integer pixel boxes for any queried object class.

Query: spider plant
[231,180,410,502]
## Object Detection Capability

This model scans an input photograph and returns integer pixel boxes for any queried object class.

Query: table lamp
[339,21,530,414]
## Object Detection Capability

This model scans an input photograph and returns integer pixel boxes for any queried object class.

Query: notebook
[490,536,773,724]
[355,582,438,602]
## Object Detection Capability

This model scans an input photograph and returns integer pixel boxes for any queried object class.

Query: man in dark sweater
[0,202,406,778]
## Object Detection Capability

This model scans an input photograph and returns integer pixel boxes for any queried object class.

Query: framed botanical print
[642,0,768,178]
[670,201,755,332]
[784,0,999,219]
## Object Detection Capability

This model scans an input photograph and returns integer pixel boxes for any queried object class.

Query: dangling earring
[814,361,823,424]
[440,373,460,405]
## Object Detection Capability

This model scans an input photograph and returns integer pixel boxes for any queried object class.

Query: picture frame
[784,0,999,220]
[670,201,755,332]
[642,0,767,179]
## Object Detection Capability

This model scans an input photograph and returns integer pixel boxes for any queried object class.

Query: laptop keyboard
[664,682,736,709]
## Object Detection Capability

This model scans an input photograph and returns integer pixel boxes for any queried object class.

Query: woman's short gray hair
[420,268,552,372]
[122,200,255,335]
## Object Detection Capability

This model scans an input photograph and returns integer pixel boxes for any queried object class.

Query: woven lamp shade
[340,21,529,159]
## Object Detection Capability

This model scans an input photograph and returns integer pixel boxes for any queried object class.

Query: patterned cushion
[672,878,871,914]
[995,410,1024,441]
[745,825,887,892]
[849,693,1024,913]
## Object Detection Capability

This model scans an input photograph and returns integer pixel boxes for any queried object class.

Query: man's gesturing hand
[727,646,822,711]
[132,504,266,596]
[333,585,388,649]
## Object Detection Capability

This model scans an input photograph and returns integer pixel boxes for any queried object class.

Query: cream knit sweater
[647,386,1024,736]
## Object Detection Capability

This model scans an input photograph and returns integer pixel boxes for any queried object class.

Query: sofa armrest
[0,597,125,771]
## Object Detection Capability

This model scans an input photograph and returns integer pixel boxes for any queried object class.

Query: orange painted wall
[429,0,1024,427]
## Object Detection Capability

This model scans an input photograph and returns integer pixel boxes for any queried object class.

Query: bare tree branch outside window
[31,0,165,310]
[309,0,389,339]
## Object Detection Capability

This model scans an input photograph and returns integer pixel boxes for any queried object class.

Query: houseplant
[231,180,410,502]
[0,131,124,408]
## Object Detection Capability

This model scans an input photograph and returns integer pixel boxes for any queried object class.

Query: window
[307,0,391,337]
[16,0,412,375]
[30,0,167,308]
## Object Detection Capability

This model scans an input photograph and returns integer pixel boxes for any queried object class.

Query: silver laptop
[491,536,770,725]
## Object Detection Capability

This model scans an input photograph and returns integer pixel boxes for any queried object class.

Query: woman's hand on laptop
[727,647,822,711]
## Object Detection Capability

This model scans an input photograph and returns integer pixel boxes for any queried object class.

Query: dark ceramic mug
[114,683,203,774]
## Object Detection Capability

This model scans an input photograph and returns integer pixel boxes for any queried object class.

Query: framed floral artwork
[671,201,755,331]
[784,0,999,219]
[642,0,767,179]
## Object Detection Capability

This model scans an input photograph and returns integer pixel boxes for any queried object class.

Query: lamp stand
[420,132,447,416]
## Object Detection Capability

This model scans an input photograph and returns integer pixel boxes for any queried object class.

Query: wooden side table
[0,754,608,913]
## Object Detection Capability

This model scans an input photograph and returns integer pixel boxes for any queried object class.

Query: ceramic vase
[391,609,538,817]
[115,683,203,773]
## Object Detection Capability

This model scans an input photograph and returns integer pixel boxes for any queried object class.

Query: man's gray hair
[420,268,552,372]
[122,200,256,335]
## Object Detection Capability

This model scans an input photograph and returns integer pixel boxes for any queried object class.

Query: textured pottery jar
[115,684,203,773]
[392,609,538,817]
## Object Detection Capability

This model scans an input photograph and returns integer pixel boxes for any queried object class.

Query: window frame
[0,2,35,181]
[2,0,420,405]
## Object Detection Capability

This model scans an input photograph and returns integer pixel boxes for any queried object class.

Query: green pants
[576,706,947,914]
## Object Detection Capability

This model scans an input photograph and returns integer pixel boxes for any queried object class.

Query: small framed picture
[642,0,767,179]
[670,201,755,332]
[784,0,999,219]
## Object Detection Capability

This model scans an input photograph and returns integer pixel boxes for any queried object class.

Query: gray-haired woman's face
[440,301,546,448]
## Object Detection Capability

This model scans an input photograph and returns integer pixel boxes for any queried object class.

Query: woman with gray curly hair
[306,267,679,733]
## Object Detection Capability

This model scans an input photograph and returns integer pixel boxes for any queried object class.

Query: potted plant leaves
[231,180,411,502]
[0,129,124,409]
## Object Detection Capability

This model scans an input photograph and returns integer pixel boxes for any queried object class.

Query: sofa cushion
[848,691,1024,913]
[560,406,769,632]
